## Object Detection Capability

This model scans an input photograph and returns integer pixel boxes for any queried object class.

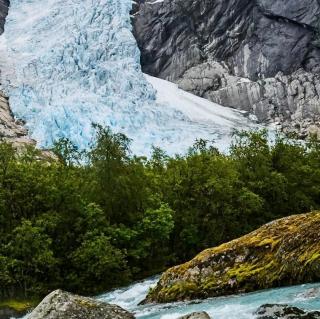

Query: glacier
[0,0,257,155]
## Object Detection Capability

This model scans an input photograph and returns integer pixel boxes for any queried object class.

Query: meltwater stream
[97,277,320,319]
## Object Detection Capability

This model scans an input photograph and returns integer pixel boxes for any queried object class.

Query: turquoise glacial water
[98,277,320,319]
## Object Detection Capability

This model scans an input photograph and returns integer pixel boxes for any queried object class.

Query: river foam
[98,277,320,319]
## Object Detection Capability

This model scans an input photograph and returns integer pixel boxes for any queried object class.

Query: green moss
[0,299,37,312]
[76,298,99,309]
[158,281,199,302]
[306,252,320,264]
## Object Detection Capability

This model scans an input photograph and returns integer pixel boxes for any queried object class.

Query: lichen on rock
[27,289,134,319]
[144,212,320,303]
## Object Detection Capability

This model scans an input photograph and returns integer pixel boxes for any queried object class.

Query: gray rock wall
[178,61,320,138]
[132,0,320,136]
[133,0,320,80]
[0,91,36,146]
[0,0,9,34]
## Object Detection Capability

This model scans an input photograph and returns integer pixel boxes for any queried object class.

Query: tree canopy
[0,128,319,298]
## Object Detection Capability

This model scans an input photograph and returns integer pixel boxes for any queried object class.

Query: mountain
[0,0,256,155]
[133,0,320,138]
[1,0,319,153]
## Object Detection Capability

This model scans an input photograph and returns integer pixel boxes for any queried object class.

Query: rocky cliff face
[144,212,320,303]
[0,0,9,34]
[133,0,320,137]
[0,91,36,146]
[0,0,33,146]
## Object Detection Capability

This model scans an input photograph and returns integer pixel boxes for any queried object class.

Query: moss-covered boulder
[145,212,320,303]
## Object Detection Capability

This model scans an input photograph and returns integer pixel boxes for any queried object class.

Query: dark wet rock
[27,290,135,319]
[144,212,320,303]
[255,304,320,319]
[178,312,211,319]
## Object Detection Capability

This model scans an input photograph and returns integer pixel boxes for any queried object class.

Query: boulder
[178,312,211,319]
[0,91,36,147]
[144,212,320,303]
[255,304,320,319]
[27,290,134,319]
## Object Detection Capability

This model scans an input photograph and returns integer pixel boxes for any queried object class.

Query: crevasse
[0,0,254,155]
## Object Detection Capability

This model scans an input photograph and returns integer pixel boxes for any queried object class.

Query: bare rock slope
[133,0,320,137]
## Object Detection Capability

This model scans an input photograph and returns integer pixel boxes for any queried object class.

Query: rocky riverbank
[26,290,134,319]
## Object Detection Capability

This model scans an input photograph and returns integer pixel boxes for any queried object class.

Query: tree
[4,220,57,296]
[69,234,128,293]
[53,138,83,166]
[135,203,174,271]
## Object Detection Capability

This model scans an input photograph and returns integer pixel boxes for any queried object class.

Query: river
[97,277,320,318]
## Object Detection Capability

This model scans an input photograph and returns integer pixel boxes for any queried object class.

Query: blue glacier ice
[0,0,257,155]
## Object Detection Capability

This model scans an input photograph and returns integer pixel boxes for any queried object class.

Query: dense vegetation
[0,127,320,299]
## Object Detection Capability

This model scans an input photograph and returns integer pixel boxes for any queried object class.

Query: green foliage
[3,220,58,296]
[1,128,320,299]
[69,234,128,293]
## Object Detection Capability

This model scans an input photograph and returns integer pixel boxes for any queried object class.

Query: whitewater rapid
[0,0,257,155]
[97,277,320,319]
